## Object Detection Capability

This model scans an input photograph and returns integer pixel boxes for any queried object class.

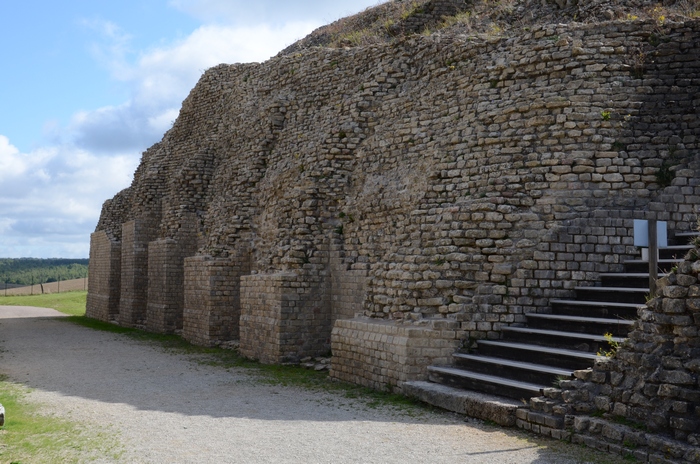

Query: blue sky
[0,0,381,258]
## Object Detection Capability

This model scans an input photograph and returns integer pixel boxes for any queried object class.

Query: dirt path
[0,306,617,463]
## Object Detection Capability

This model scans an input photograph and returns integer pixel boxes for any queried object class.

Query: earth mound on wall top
[279,0,698,55]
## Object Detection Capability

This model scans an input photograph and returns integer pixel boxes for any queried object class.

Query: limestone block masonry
[88,16,700,409]
[331,318,461,390]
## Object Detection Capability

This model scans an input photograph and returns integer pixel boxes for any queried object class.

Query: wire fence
[1,278,88,297]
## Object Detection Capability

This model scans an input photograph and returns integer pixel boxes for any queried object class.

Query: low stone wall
[86,231,121,323]
[330,318,462,390]
[239,271,331,363]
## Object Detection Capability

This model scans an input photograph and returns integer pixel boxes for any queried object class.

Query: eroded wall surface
[88,19,700,363]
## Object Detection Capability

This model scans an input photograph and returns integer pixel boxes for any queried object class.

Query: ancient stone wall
[331,318,461,390]
[86,231,121,322]
[239,270,331,363]
[119,218,157,328]
[182,253,251,346]
[89,19,700,367]
[329,243,368,321]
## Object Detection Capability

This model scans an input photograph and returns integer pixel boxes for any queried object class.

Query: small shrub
[597,332,620,358]
[601,110,612,121]
[656,161,675,187]
[612,141,626,151]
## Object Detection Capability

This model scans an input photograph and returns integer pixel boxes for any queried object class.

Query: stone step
[526,313,634,337]
[599,272,665,289]
[674,231,700,243]
[476,340,603,370]
[550,299,643,319]
[624,259,682,273]
[658,245,693,260]
[452,353,573,386]
[402,380,520,427]
[574,286,648,304]
[501,326,624,353]
[427,365,545,401]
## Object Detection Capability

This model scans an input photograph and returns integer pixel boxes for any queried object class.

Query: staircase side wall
[330,318,462,390]
[86,231,121,322]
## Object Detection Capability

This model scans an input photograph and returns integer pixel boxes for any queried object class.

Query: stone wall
[331,318,461,390]
[119,218,156,328]
[147,239,194,334]
[86,231,121,322]
[239,270,331,363]
[329,243,368,321]
[182,254,250,346]
[88,19,700,369]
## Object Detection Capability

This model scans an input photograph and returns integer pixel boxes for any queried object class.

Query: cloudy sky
[0,0,381,258]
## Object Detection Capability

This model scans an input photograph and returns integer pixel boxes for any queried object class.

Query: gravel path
[0,306,615,463]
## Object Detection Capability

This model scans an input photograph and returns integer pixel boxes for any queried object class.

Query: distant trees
[0,258,89,286]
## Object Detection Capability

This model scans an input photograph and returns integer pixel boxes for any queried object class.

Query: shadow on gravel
[0,312,628,463]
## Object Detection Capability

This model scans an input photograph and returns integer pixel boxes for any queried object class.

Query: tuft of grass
[0,375,122,463]
[0,291,87,316]
[656,160,676,187]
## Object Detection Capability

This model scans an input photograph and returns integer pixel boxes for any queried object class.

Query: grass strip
[0,375,122,463]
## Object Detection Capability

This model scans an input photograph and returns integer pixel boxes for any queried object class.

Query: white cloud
[0,135,138,258]
[81,18,135,81]
[70,21,317,155]
[169,0,383,26]
[1,3,341,258]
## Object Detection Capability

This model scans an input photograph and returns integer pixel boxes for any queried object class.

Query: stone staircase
[405,231,698,419]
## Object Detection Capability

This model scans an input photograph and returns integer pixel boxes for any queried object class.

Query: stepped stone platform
[403,381,521,427]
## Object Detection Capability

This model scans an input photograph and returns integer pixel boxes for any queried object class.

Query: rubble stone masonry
[87,17,700,450]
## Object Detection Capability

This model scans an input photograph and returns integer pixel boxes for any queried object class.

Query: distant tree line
[0,258,89,286]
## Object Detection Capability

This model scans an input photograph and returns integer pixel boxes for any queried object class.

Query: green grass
[0,375,122,463]
[0,291,87,316]
[0,291,121,462]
